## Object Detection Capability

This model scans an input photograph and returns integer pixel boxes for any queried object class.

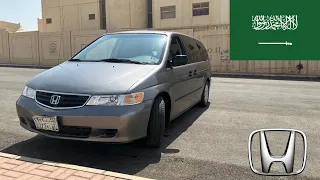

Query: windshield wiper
[96,58,146,64]
[69,59,84,62]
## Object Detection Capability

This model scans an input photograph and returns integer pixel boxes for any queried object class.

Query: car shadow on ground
[1,104,210,175]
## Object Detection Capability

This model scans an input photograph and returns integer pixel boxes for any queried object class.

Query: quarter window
[161,6,176,19]
[193,2,209,16]
[180,36,201,64]
[197,43,202,49]
[198,41,209,61]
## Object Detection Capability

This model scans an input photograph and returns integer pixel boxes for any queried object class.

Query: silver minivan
[16,31,211,148]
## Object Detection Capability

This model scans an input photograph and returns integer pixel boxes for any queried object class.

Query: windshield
[72,33,167,64]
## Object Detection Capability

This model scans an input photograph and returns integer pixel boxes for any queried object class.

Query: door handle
[194,70,197,75]
[188,71,193,77]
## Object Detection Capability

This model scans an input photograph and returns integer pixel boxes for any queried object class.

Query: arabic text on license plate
[33,116,59,132]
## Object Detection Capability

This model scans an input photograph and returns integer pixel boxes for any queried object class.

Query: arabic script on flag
[252,15,298,31]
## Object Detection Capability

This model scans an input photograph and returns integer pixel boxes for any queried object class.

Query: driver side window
[168,36,186,66]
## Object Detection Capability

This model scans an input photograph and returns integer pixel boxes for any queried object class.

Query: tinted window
[168,36,187,67]
[196,40,209,61]
[73,34,167,64]
[180,36,201,64]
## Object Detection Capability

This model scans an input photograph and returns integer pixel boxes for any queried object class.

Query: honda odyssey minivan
[16,31,211,148]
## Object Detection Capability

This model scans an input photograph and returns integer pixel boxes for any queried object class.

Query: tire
[198,81,210,107]
[146,96,166,148]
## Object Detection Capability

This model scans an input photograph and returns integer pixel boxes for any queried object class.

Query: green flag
[230,0,320,60]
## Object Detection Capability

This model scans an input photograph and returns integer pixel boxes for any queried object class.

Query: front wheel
[145,96,166,148]
[198,81,210,107]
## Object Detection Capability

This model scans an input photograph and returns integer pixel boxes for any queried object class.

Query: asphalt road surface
[1,67,320,180]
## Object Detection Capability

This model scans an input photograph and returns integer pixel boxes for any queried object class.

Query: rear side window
[196,40,209,61]
[180,35,201,64]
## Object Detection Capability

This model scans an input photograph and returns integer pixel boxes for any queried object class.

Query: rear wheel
[146,96,166,148]
[198,81,210,107]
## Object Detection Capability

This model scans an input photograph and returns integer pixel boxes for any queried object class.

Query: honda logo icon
[248,129,307,176]
[50,95,61,105]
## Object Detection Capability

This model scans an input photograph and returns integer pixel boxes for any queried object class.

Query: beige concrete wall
[44,5,62,32]
[71,30,106,55]
[2,30,105,66]
[106,0,148,32]
[307,61,320,75]
[0,21,22,33]
[166,28,194,37]
[39,31,72,66]
[40,0,101,32]
[0,29,10,64]
[2,26,320,76]
[38,19,44,32]
[247,60,310,75]
[192,25,232,72]
[153,0,229,29]
[40,0,148,33]
[79,1,101,31]
[9,31,40,65]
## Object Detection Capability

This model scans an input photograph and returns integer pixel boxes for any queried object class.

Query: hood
[27,61,157,95]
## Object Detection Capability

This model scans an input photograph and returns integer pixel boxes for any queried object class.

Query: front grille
[27,118,92,138]
[41,126,92,138]
[36,91,90,108]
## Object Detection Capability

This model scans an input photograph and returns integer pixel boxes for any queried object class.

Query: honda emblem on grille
[50,95,61,105]
[248,129,307,176]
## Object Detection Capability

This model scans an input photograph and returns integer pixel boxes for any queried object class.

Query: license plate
[32,116,59,132]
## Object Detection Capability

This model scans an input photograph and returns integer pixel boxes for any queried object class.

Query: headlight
[22,86,36,99]
[86,92,144,106]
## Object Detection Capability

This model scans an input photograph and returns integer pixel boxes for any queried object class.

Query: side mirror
[172,55,188,67]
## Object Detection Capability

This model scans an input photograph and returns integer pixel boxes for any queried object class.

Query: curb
[0,152,153,180]
[211,72,320,81]
[0,64,52,69]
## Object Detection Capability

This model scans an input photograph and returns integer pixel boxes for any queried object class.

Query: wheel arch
[151,91,172,127]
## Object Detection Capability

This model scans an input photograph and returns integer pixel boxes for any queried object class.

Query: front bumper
[16,96,153,143]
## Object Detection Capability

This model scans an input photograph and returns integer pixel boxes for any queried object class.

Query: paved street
[1,67,320,180]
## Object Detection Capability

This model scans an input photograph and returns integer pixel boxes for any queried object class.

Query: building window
[160,6,176,19]
[89,14,96,20]
[193,2,209,16]
[46,18,52,24]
